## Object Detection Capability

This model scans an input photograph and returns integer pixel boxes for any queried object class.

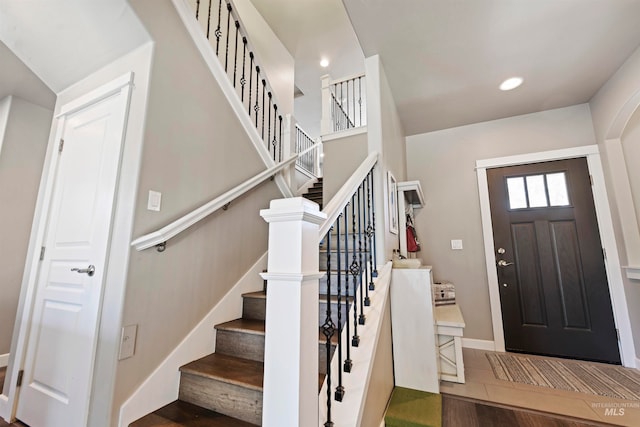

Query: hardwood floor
[441,348,640,426]
[0,367,5,395]
[443,395,612,427]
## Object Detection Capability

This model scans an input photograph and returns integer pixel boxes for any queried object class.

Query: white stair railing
[261,153,382,426]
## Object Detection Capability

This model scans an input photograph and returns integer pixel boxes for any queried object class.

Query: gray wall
[112,0,284,420]
[0,97,52,355]
[366,56,407,263]
[589,44,640,357]
[406,104,597,342]
[322,132,368,202]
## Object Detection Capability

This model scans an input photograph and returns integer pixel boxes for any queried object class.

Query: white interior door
[16,87,129,427]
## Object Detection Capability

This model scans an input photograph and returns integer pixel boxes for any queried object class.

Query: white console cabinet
[390,267,440,393]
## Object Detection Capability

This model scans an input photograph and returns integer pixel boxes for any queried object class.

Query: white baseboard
[462,338,495,351]
[118,253,268,427]
[0,353,7,420]
[0,394,8,422]
[635,356,640,369]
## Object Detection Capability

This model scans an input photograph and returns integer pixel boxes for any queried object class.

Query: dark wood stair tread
[215,316,338,345]
[180,353,263,391]
[130,400,257,427]
[242,291,266,299]
[216,318,265,334]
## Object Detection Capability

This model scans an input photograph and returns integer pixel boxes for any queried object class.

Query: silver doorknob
[497,260,514,267]
[71,265,95,277]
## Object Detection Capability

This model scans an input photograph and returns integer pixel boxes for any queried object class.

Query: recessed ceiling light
[500,77,523,91]
[320,58,329,68]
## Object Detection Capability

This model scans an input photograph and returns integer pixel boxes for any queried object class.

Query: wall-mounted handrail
[319,152,378,239]
[131,155,297,251]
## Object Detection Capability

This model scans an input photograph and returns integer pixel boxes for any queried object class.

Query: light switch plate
[147,190,162,212]
[451,239,463,250]
[119,324,137,360]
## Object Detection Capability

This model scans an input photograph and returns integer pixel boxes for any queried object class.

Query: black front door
[487,158,620,364]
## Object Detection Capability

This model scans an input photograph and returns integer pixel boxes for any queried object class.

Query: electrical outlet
[451,239,463,250]
[119,324,137,360]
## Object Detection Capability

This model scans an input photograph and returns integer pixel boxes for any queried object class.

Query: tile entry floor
[440,349,640,427]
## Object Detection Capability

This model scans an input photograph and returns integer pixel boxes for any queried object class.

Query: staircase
[302,178,324,209]
[131,270,345,426]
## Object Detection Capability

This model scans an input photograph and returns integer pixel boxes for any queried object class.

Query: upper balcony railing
[295,124,322,178]
[321,73,367,135]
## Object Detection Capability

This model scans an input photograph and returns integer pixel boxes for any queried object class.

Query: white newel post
[260,198,327,427]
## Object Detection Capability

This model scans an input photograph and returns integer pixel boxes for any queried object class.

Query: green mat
[384,387,442,427]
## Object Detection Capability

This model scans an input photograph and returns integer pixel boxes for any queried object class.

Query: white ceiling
[0,0,150,94]
[250,0,640,137]
[343,0,640,135]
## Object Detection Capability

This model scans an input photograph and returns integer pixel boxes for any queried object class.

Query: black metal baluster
[366,172,375,290]
[273,104,278,161]
[233,20,239,86]
[338,83,344,130]
[278,115,283,162]
[335,213,345,402]
[207,0,213,38]
[361,183,371,307]
[196,0,200,20]
[215,0,222,54]
[267,92,273,160]
[358,77,363,127]
[350,194,360,347]
[323,230,335,427]
[357,186,366,323]
[346,80,350,129]
[331,93,336,131]
[248,53,254,116]
[261,79,266,140]
[240,38,247,101]
[343,204,353,372]
[224,3,232,71]
[370,170,378,277]
[254,66,260,127]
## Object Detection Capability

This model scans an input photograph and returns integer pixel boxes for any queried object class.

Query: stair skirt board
[319,261,392,426]
[118,253,268,427]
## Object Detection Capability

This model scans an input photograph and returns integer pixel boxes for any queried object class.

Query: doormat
[487,353,640,401]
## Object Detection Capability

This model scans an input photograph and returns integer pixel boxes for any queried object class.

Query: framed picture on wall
[388,171,398,234]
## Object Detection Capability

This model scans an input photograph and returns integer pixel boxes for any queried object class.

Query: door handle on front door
[497,260,514,267]
[71,265,95,276]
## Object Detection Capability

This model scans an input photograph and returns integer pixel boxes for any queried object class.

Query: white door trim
[476,144,637,368]
[0,72,135,423]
